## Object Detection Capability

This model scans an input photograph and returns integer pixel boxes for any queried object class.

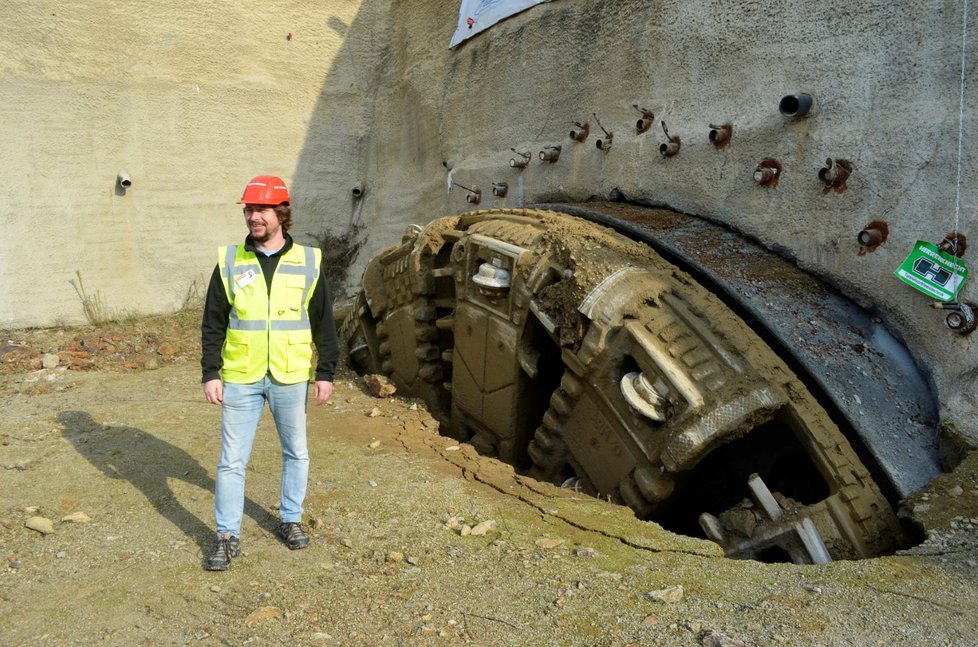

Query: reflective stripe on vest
[218,243,321,384]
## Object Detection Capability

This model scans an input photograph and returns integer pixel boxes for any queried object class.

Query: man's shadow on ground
[58,410,277,558]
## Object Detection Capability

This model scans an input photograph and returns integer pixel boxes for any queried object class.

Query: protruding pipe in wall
[857,220,889,255]
[633,103,655,134]
[492,181,508,197]
[591,113,613,151]
[539,146,562,163]
[709,123,732,148]
[117,171,132,190]
[659,121,680,157]
[352,181,364,199]
[938,232,968,258]
[754,158,782,186]
[818,158,853,193]
[510,148,531,169]
[453,181,481,205]
[570,120,590,142]
[779,93,814,117]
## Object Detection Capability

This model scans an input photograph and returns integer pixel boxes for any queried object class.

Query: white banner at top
[450,0,551,48]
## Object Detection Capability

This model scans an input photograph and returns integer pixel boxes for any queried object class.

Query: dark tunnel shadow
[58,410,278,559]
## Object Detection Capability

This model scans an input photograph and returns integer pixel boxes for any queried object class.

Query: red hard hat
[237,175,290,205]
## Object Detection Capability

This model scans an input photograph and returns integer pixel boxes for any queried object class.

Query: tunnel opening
[653,420,829,542]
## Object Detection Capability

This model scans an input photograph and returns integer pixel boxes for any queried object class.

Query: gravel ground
[1,325,977,646]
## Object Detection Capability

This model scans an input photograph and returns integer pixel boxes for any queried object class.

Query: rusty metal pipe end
[570,121,590,142]
[633,104,655,134]
[944,302,977,334]
[596,132,614,152]
[857,221,889,255]
[539,146,562,163]
[465,188,482,205]
[491,181,508,198]
[938,233,968,258]
[660,138,680,157]
[819,158,853,193]
[754,158,782,187]
[709,123,732,148]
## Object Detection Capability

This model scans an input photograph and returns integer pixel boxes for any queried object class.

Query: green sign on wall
[894,241,968,301]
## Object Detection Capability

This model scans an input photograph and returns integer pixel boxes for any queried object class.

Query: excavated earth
[1,317,978,646]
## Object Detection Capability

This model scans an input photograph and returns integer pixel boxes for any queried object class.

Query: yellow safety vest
[217,243,322,384]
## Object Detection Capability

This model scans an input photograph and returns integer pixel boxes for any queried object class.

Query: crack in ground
[393,425,716,559]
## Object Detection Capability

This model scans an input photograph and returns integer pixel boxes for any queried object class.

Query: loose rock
[25,516,55,535]
[534,537,564,550]
[244,606,283,627]
[61,511,91,524]
[364,374,397,398]
[645,585,684,603]
[367,440,381,449]
[41,354,59,369]
[470,520,497,536]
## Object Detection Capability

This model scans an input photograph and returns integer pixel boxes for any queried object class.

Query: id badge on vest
[235,269,259,289]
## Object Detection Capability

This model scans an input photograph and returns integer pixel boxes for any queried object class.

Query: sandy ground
[2,338,978,646]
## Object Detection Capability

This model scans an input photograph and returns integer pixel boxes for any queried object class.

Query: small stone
[25,516,55,535]
[409,403,419,411]
[61,511,91,524]
[913,503,932,514]
[405,554,420,565]
[574,547,597,558]
[55,551,66,559]
[157,343,176,356]
[460,525,472,536]
[534,537,564,550]
[364,374,397,398]
[310,517,324,529]
[367,440,381,449]
[210,585,222,593]
[368,408,381,418]
[470,520,497,536]
[444,445,461,452]
[258,592,272,602]
[144,357,159,370]
[645,585,684,604]
[41,353,59,369]
[244,606,283,627]
[368,480,378,488]
[386,551,404,563]
[341,538,354,548]
[643,614,658,625]
[948,485,964,497]
[702,631,747,647]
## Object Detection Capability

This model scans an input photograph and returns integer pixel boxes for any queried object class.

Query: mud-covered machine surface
[338,205,940,564]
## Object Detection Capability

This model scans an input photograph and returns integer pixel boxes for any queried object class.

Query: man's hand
[314,380,334,406]
[203,379,223,405]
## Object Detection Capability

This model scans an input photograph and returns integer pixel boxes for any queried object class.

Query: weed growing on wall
[310,223,366,299]
[70,271,111,326]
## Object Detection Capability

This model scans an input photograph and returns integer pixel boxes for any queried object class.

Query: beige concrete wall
[0,0,361,327]
[3,0,977,434]
[294,0,978,435]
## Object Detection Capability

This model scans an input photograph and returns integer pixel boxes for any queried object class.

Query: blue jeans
[215,376,309,537]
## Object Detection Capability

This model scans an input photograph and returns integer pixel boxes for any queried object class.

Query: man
[200,175,339,571]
